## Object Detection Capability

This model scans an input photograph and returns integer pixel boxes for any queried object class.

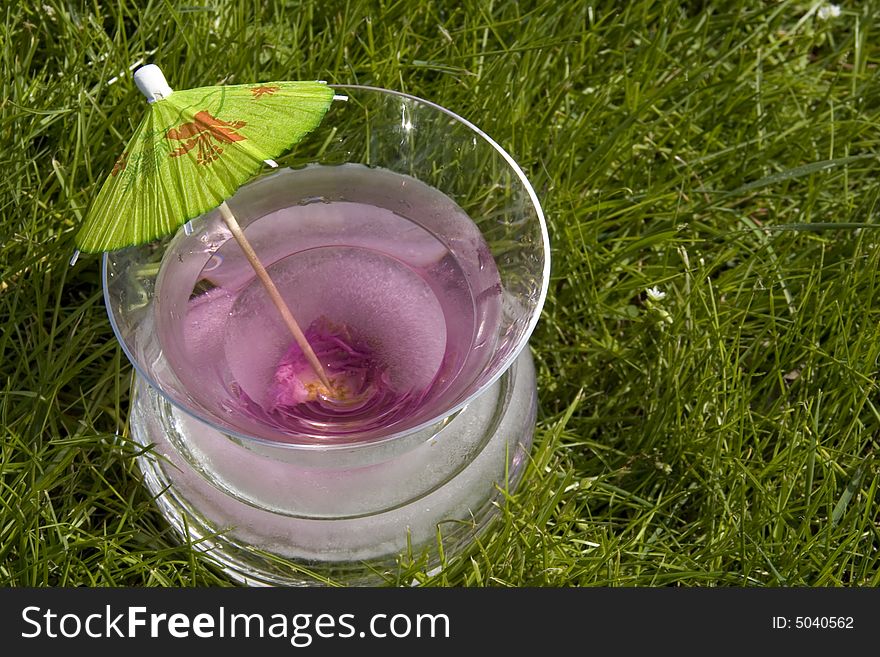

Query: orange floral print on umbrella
[166,111,247,164]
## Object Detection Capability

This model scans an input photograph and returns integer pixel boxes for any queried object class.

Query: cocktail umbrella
[75,64,336,388]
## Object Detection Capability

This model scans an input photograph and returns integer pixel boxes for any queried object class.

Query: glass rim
[102,83,550,453]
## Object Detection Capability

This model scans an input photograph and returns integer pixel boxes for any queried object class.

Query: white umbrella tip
[133,64,173,103]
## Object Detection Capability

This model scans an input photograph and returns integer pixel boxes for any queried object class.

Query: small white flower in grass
[646,286,666,301]
[645,286,672,327]
[817,3,841,20]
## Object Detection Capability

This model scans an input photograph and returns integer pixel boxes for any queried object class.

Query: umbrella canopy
[75,65,335,253]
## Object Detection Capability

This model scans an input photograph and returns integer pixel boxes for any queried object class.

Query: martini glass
[104,85,549,585]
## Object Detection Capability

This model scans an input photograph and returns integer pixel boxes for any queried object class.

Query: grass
[2,0,880,586]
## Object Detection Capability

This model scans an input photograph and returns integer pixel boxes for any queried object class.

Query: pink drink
[155,165,502,443]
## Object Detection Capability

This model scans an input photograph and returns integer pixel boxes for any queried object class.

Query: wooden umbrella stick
[218,201,333,391]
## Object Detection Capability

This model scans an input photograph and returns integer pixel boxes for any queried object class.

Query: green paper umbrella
[77,65,337,387]
[76,65,335,252]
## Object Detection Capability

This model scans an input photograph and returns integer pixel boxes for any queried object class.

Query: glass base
[130,349,537,586]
